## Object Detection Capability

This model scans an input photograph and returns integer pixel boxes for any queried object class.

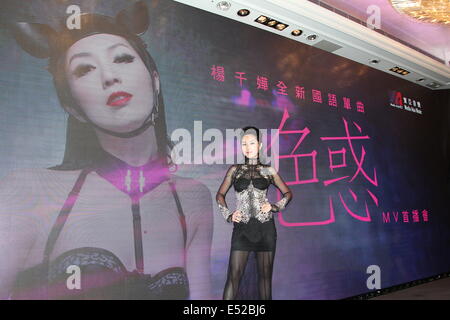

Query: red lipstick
[107,91,132,107]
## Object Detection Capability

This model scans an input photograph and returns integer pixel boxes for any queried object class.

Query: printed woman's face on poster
[64,33,159,133]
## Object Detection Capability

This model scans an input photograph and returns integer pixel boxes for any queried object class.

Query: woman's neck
[246,157,259,165]
[95,126,159,167]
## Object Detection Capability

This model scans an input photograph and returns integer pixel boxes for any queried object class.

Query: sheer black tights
[223,250,275,300]
[223,251,249,300]
[256,250,275,300]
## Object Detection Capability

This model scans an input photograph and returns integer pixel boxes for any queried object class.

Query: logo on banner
[389,91,423,115]
[66,265,81,290]
[366,265,381,290]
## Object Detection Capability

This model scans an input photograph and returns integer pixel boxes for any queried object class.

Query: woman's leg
[255,250,275,300]
[223,250,250,300]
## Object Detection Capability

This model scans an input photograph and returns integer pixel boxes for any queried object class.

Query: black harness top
[13,151,189,300]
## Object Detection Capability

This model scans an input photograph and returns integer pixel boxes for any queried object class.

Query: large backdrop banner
[0,0,449,299]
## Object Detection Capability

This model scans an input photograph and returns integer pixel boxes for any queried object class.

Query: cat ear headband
[9,0,149,61]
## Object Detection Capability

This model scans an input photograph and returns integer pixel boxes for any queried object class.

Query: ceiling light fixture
[237,9,250,17]
[256,15,268,23]
[390,66,410,75]
[216,1,231,11]
[426,82,442,88]
[275,23,287,31]
[291,29,303,36]
[389,0,450,24]
[255,15,289,31]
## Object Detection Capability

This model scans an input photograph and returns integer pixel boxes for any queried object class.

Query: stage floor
[370,277,450,300]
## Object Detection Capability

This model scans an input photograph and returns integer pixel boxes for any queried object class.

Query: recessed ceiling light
[255,15,289,31]
[237,9,250,16]
[307,34,317,41]
[256,15,268,23]
[291,29,302,36]
[275,23,287,31]
[390,66,410,75]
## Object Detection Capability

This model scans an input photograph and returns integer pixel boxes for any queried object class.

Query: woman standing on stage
[216,126,292,300]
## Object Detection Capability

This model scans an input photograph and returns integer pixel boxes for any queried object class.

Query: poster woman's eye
[114,53,135,63]
[73,64,96,78]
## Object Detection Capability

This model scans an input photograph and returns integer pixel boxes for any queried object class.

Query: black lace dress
[216,158,292,299]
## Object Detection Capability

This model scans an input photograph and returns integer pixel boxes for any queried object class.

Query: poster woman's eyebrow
[69,43,130,65]
[107,43,130,51]
[69,52,91,65]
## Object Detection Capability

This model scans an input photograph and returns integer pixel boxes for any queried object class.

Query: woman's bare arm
[0,171,37,299]
[183,180,213,300]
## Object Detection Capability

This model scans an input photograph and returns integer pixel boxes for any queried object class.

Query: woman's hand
[260,202,272,214]
[231,210,242,222]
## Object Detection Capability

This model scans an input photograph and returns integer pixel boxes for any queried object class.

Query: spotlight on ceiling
[275,23,288,31]
[291,29,303,36]
[256,15,268,23]
[254,15,289,31]
[237,9,250,17]
[390,66,410,75]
